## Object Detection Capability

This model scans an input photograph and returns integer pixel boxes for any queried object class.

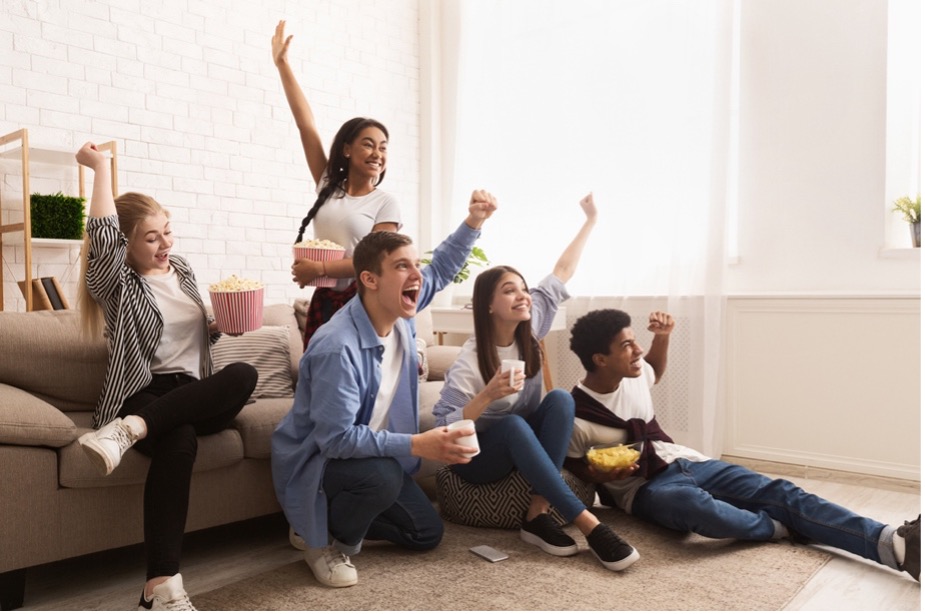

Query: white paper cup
[448,419,480,458]
[293,246,346,288]
[501,359,525,388]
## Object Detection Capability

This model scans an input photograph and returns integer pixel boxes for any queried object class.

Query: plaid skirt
[302,281,358,350]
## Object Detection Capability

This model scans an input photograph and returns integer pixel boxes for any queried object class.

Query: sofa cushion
[233,397,294,459]
[0,310,107,412]
[212,326,294,400]
[260,303,304,383]
[59,428,244,488]
[0,383,78,447]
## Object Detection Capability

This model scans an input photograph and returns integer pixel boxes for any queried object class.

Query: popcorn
[585,443,642,471]
[294,238,345,250]
[208,275,263,293]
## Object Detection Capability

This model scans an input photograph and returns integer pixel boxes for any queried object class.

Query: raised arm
[551,192,598,284]
[75,143,115,218]
[273,20,328,185]
[645,311,674,384]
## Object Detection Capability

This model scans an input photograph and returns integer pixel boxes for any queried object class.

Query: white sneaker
[78,417,139,476]
[289,526,307,551]
[137,573,197,611]
[305,546,358,588]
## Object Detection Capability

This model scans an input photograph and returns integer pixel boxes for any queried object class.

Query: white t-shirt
[368,326,402,432]
[145,267,204,378]
[568,361,709,512]
[312,186,401,292]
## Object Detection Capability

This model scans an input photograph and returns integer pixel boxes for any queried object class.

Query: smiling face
[344,126,388,183]
[596,328,645,379]
[127,212,173,276]
[359,244,422,333]
[488,272,532,326]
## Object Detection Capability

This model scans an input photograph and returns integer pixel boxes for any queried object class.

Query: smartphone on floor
[469,545,509,562]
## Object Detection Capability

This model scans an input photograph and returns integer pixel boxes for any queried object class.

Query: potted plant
[421,246,490,306]
[30,192,86,240]
[892,194,921,248]
[421,245,489,284]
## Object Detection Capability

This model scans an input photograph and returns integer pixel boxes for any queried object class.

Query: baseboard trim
[720,455,921,495]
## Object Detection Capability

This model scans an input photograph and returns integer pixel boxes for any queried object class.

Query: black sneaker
[586,523,640,571]
[520,513,579,557]
[898,515,920,582]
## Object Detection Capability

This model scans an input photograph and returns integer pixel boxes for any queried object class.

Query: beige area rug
[194,507,831,611]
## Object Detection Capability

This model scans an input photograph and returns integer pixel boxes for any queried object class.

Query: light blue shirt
[271,221,481,548]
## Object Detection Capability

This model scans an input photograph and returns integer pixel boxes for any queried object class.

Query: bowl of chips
[585,441,644,471]
[208,275,264,334]
[293,239,346,288]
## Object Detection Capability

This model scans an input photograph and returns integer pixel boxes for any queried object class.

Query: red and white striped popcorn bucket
[209,287,264,334]
[293,246,346,288]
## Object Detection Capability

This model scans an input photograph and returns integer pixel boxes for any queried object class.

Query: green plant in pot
[421,245,490,284]
[892,194,921,248]
[31,192,86,240]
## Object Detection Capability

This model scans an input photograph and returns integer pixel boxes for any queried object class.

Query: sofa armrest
[0,383,78,447]
[425,345,463,382]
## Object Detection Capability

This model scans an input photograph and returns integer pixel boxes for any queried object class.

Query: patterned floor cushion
[435,465,595,529]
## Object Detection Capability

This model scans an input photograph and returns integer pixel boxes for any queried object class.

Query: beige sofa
[0,299,460,610]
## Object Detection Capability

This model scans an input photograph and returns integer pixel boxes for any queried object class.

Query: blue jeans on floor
[450,389,586,522]
[631,458,897,568]
[322,457,443,555]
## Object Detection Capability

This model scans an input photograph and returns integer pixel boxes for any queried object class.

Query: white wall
[0,0,421,311]
[729,0,920,297]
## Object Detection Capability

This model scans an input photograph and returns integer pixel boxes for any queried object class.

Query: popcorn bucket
[294,246,346,288]
[209,287,264,334]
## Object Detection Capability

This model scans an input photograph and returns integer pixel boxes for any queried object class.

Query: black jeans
[119,362,258,579]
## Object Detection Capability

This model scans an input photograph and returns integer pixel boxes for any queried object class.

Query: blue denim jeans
[322,457,443,555]
[450,389,586,522]
[631,458,898,568]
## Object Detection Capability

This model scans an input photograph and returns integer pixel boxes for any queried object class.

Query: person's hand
[291,258,324,288]
[586,462,639,483]
[410,426,477,464]
[579,192,598,223]
[647,311,674,336]
[272,20,293,67]
[464,189,498,229]
[75,142,107,171]
[480,366,523,403]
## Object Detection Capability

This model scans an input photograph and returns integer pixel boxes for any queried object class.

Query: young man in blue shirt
[272,191,496,588]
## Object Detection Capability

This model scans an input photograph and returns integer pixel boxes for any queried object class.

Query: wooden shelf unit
[0,129,117,311]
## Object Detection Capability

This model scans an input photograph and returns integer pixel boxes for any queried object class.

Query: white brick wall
[0,0,421,311]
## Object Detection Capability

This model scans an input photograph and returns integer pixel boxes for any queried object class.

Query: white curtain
[437,0,736,455]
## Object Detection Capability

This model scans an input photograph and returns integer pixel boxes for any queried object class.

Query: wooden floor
[16,472,922,611]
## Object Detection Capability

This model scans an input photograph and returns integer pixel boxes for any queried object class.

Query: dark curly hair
[569,309,632,372]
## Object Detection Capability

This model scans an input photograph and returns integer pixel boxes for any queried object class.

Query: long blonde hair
[78,192,170,338]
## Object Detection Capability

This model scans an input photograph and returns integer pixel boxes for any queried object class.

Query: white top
[146,267,205,378]
[368,326,402,432]
[568,361,709,512]
[312,185,402,292]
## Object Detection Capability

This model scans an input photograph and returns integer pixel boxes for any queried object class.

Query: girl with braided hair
[273,20,402,348]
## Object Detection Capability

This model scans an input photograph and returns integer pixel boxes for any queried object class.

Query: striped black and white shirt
[86,215,216,428]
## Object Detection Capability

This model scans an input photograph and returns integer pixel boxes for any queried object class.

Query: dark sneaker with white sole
[898,515,920,582]
[520,513,579,557]
[586,523,639,571]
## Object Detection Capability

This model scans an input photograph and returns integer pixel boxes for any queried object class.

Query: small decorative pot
[910,222,921,248]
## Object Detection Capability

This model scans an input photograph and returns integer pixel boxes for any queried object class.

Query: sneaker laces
[107,422,136,454]
[160,592,196,611]
[323,546,353,569]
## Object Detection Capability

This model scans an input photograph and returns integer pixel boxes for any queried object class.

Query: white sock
[893,530,906,566]
[771,519,790,540]
[122,415,146,440]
